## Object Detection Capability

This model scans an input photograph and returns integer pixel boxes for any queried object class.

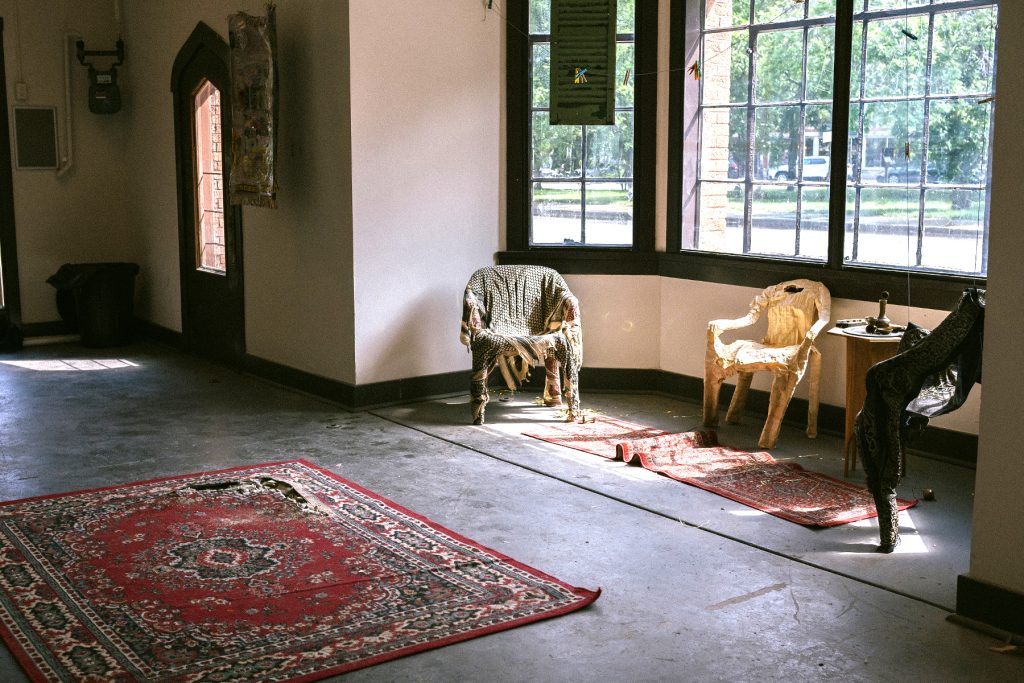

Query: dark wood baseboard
[956,575,1024,638]
[534,366,977,466]
[569,366,847,433]
[237,355,467,412]
[128,322,978,464]
[135,320,185,349]
[21,320,74,337]
[240,353,356,406]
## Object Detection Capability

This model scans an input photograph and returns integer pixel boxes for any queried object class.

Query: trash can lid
[47,262,140,289]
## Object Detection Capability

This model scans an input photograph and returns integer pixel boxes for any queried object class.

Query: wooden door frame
[0,18,22,322]
[171,22,244,359]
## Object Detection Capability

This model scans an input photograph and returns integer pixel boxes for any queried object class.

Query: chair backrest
[757,279,830,347]
[465,265,574,337]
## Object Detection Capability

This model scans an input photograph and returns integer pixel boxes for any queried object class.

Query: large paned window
[683,0,997,277]
[526,0,636,247]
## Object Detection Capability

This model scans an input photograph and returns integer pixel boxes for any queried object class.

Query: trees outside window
[685,0,997,277]
[528,0,636,246]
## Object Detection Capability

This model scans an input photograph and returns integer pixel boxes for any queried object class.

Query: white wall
[1,0,132,323]
[120,0,356,382]
[565,274,661,370]
[348,1,501,384]
[969,0,1024,597]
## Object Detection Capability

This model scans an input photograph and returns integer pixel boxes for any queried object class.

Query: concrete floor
[1,340,1020,682]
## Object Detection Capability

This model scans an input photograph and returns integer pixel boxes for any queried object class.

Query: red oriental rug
[524,417,917,527]
[0,460,598,682]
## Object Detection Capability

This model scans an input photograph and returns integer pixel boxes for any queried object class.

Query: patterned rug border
[0,459,305,509]
[626,455,917,527]
[523,419,918,527]
[0,460,600,681]
[522,415,669,459]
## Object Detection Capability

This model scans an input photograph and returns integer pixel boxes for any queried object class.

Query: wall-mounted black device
[76,39,125,114]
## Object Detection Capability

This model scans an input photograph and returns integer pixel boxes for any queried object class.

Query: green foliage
[717,3,995,188]
[530,0,550,34]
[530,2,635,181]
[532,0,634,35]
[617,0,635,34]
[755,29,802,103]
[927,8,996,188]
[533,113,581,177]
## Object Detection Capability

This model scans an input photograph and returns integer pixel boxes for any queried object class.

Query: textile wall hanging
[228,4,278,208]
[550,0,617,125]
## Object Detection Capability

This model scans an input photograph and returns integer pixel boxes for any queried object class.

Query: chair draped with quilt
[703,279,831,449]
[855,288,984,552]
[460,265,583,425]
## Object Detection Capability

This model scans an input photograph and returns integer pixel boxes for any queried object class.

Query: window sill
[496,249,658,275]
[496,248,983,309]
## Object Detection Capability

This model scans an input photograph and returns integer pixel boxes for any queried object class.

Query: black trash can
[46,263,140,347]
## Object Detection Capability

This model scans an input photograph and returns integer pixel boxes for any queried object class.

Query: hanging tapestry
[228,4,278,208]
[550,0,617,125]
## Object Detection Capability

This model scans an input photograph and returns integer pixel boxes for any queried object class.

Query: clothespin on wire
[688,60,701,80]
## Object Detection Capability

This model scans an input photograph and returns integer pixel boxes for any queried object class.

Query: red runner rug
[0,460,598,682]
[524,417,917,527]
[522,415,669,459]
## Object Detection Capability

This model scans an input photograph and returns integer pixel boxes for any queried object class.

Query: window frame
[665,0,988,309]
[505,0,657,257]
[500,0,987,311]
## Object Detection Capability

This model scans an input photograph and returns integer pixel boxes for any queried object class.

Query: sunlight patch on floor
[484,412,660,481]
[0,359,140,372]
[843,509,928,554]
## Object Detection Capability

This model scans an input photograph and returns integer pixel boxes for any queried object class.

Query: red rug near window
[522,415,669,459]
[0,461,598,682]
[525,416,916,527]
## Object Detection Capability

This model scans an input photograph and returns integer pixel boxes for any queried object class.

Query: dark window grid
[694,19,826,258]
[528,107,634,246]
[847,5,994,272]
[694,0,993,274]
[852,0,994,23]
[645,0,988,306]
[502,0,987,306]
[857,10,936,267]
[528,33,635,246]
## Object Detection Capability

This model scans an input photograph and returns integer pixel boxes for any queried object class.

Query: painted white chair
[703,279,831,449]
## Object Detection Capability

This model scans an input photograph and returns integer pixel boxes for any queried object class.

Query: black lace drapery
[854,288,985,551]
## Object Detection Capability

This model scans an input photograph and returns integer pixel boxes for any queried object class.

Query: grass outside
[533,187,630,206]
[741,186,984,222]
[533,186,982,222]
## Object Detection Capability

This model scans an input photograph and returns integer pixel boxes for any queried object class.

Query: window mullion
[580,124,588,245]
[743,26,756,256]
[828,0,856,268]
[980,7,1000,276]
[915,11,939,269]
[795,24,810,257]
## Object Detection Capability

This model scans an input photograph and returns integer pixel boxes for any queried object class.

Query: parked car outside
[876,165,940,184]
[769,155,832,181]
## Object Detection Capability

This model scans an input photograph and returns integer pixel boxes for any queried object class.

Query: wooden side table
[827,326,903,477]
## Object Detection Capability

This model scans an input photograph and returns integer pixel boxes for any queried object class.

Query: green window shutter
[550,0,616,125]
